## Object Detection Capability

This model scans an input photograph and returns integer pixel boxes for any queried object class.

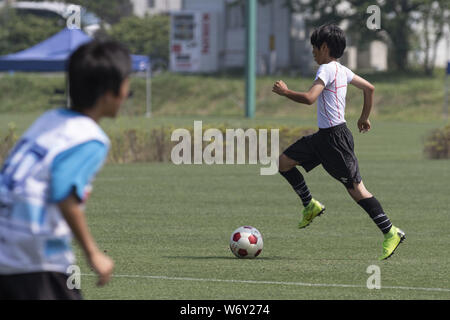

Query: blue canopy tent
[0,28,152,117]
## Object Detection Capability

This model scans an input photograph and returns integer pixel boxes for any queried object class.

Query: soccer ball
[229,226,263,259]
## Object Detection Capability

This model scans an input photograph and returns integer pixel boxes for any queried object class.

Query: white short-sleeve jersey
[314,61,354,129]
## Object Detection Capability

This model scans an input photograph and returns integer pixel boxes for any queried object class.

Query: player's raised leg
[347,181,405,260]
[278,154,325,229]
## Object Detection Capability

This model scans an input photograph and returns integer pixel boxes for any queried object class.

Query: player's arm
[51,141,112,286]
[58,194,114,286]
[350,74,375,133]
[272,79,325,105]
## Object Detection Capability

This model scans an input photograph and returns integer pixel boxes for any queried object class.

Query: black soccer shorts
[0,272,82,300]
[283,122,362,189]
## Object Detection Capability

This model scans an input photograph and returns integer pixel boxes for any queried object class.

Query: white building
[172,0,294,74]
[172,0,389,75]
[130,0,182,17]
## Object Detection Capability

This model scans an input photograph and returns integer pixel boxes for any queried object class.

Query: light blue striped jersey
[0,108,109,274]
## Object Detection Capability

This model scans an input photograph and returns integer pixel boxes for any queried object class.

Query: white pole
[445,28,449,120]
[445,65,449,120]
[145,64,152,118]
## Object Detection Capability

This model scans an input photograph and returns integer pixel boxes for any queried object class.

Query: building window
[226,3,245,29]
[173,14,194,41]
[147,0,155,8]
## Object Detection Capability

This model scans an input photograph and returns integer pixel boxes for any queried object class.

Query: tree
[108,15,170,65]
[285,0,428,72]
[0,7,62,55]
[415,0,449,75]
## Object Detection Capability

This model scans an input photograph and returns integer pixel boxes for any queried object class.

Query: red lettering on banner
[202,13,210,54]
[172,44,181,53]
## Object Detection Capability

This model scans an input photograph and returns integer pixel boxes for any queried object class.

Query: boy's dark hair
[310,24,346,59]
[67,40,132,111]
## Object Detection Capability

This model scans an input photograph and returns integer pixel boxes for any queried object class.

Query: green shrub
[0,123,315,164]
[424,124,450,159]
[108,126,175,163]
[106,125,315,164]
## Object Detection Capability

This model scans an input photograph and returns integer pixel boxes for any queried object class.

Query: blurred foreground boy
[0,40,131,299]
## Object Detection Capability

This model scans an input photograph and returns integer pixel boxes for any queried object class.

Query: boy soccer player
[272,24,405,260]
[0,40,131,299]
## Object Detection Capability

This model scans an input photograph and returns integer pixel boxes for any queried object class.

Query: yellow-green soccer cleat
[379,226,406,260]
[298,198,326,229]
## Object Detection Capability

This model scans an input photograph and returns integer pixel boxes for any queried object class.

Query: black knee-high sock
[357,197,392,234]
[279,167,312,207]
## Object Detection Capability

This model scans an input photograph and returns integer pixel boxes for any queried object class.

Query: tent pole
[145,65,152,118]
[66,75,70,108]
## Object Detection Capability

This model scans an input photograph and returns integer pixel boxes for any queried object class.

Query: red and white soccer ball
[229,226,263,259]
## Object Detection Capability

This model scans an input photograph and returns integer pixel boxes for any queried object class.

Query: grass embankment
[0,69,446,124]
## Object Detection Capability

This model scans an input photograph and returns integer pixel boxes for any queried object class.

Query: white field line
[81,273,450,293]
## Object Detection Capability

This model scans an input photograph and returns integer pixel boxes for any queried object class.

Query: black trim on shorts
[0,272,82,300]
[283,122,362,189]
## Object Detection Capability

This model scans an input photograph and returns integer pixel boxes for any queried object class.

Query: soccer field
[74,120,450,300]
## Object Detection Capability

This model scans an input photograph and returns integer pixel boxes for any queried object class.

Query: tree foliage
[284,0,448,72]
[0,8,63,55]
[414,0,449,75]
[108,15,170,64]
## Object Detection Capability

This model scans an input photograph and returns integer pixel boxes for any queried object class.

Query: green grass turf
[72,120,450,300]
